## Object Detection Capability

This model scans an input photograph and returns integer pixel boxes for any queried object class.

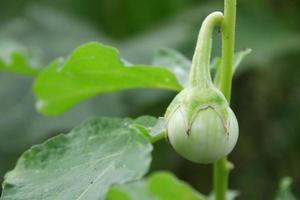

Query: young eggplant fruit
[165,12,238,164]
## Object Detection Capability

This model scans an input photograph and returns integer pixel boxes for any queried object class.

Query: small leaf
[34,42,182,116]
[211,48,252,73]
[275,177,298,200]
[107,171,207,200]
[1,117,153,200]
[152,48,252,89]
[232,49,252,72]
[0,40,41,76]
[152,48,191,87]
[212,49,252,85]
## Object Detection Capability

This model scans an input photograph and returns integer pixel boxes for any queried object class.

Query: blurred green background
[0,0,299,199]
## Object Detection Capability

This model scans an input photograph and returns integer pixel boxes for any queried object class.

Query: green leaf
[1,117,153,200]
[34,42,182,116]
[0,40,41,76]
[211,48,252,74]
[107,181,152,200]
[107,171,206,200]
[152,48,191,87]
[275,177,298,200]
[232,49,252,72]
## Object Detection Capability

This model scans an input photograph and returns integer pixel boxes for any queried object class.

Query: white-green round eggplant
[164,12,239,164]
[165,87,239,164]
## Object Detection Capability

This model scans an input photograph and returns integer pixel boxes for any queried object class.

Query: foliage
[34,42,181,116]
[275,177,297,200]
[0,40,40,76]
[107,172,207,200]
[0,0,300,199]
[1,117,153,200]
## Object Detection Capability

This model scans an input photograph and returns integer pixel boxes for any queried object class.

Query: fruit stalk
[189,12,223,88]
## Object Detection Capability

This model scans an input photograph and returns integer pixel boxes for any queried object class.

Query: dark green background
[0,0,299,199]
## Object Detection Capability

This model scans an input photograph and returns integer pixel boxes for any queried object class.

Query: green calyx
[165,86,229,130]
[165,12,239,164]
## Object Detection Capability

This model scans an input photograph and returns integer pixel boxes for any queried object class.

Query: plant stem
[213,0,237,199]
[213,158,231,200]
[150,132,165,143]
[219,0,236,101]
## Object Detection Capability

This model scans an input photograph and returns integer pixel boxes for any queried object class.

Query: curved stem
[213,0,237,200]
[189,12,223,88]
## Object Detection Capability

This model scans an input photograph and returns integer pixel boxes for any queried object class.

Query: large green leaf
[1,117,153,200]
[34,42,182,116]
[0,40,40,76]
[107,171,206,200]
